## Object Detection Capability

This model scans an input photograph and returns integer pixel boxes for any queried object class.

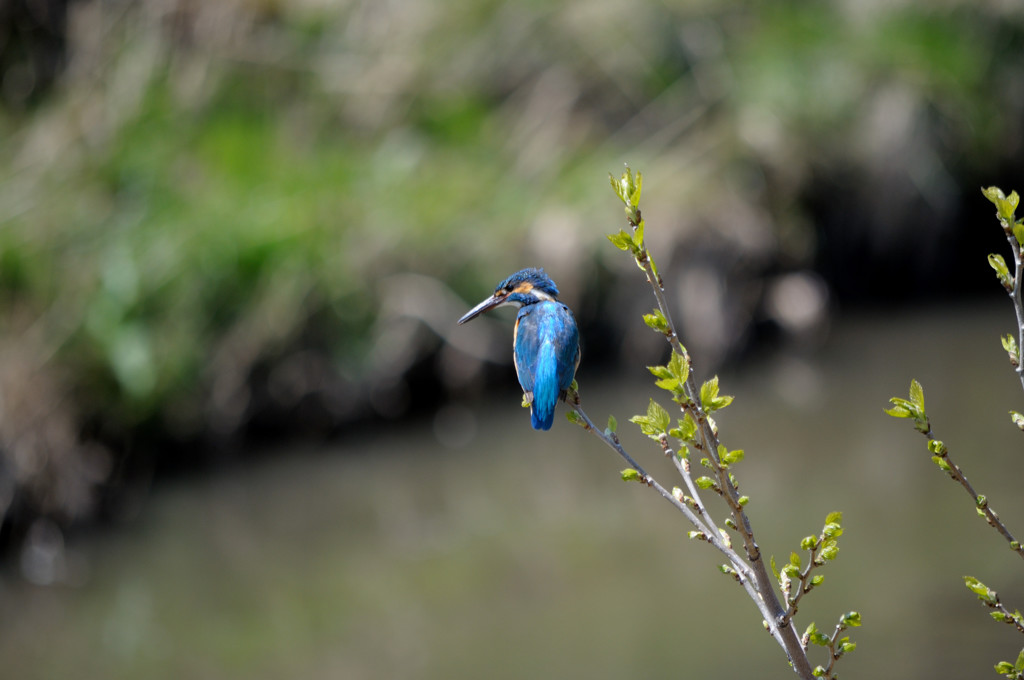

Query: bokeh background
[2,0,1024,678]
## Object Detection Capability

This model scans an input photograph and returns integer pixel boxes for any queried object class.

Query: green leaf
[808,628,830,646]
[810,574,825,586]
[983,186,1008,205]
[927,439,947,455]
[886,381,929,424]
[790,552,802,568]
[886,398,917,420]
[607,230,634,252]
[1006,191,1021,219]
[700,376,718,405]
[647,399,670,432]
[990,253,1013,287]
[700,376,734,412]
[826,511,843,525]
[1014,222,1024,247]
[606,414,617,433]
[964,576,996,602]
[621,468,640,482]
[1014,411,1024,431]
[884,403,912,418]
[822,523,843,539]
[655,377,680,391]
[669,413,697,442]
[647,364,673,379]
[800,535,817,551]
[718,444,744,467]
[695,476,715,489]
[737,495,749,506]
[770,555,779,579]
[983,186,1020,221]
[649,352,686,395]
[990,253,1010,275]
[841,611,862,627]
[632,219,645,249]
[621,167,635,198]
[819,539,839,561]
[1004,335,1021,369]
[909,379,925,411]
[1002,334,1018,354]
[804,622,829,649]
[995,661,1015,675]
[643,309,668,333]
[610,171,630,204]
[1014,648,1024,671]
[612,166,637,206]
[668,350,689,383]
[629,398,671,438]
[630,171,643,208]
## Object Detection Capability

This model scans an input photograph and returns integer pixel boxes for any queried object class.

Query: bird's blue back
[514,300,580,430]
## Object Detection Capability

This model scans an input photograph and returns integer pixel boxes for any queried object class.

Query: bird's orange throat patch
[513,281,555,301]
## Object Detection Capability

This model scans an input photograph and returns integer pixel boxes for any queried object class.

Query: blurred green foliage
[1,0,1024,525]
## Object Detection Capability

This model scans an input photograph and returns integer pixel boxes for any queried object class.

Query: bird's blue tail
[531,342,559,430]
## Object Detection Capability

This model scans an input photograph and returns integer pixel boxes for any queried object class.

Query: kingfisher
[458,268,580,430]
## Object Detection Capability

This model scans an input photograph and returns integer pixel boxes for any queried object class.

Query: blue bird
[458,268,580,430]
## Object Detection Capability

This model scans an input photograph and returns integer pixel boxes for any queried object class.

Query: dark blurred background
[1,0,1024,678]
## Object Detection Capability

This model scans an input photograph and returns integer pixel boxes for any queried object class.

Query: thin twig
[658,433,723,541]
[1003,227,1024,395]
[923,426,1024,561]
[983,591,1024,637]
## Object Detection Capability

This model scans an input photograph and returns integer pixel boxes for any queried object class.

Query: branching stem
[569,400,747,574]
[786,540,823,621]
[569,398,787,647]
[617,206,815,679]
[820,621,848,680]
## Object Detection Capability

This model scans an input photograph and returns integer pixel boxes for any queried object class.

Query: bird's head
[457,268,559,324]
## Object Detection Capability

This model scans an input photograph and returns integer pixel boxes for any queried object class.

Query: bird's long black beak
[458,293,507,324]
